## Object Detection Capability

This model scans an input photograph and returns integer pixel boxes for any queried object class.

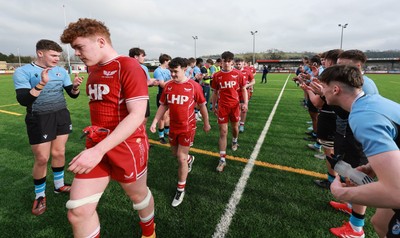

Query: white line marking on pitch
[212,74,291,238]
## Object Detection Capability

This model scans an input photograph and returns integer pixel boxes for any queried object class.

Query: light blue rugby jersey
[13,63,72,113]
[303,65,312,74]
[209,65,217,75]
[193,66,201,77]
[350,94,400,157]
[185,66,193,78]
[140,64,151,80]
[153,66,171,94]
[362,75,379,95]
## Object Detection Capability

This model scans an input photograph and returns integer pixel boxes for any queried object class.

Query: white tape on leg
[66,192,103,209]
[133,187,152,210]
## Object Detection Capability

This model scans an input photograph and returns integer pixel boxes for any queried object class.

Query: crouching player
[150,57,211,207]
[60,18,155,238]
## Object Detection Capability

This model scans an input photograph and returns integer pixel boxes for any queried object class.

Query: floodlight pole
[338,23,348,50]
[251,31,258,65]
[63,4,72,74]
[192,36,198,58]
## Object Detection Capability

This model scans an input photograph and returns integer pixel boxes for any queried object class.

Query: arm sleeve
[64,85,80,99]
[16,88,37,106]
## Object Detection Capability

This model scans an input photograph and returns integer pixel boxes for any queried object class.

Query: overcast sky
[1,0,399,59]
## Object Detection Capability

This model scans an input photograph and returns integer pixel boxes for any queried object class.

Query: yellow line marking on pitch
[149,139,326,179]
[0,103,19,108]
[0,109,22,116]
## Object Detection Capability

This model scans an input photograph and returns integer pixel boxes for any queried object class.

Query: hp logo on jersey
[167,94,189,105]
[219,81,237,89]
[88,84,110,100]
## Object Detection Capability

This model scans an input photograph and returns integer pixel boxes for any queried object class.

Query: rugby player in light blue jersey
[319,64,400,238]
[129,47,159,125]
[185,57,196,80]
[328,49,379,237]
[13,39,83,216]
[193,58,203,83]
[153,54,172,144]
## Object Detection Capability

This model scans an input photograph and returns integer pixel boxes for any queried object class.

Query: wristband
[35,84,44,90]
[34,86,42,91]
[38,82,46,86]
[72,86,79,91]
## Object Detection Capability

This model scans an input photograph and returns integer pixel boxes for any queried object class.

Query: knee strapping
[66,192,103,209]
[133,187,152,210]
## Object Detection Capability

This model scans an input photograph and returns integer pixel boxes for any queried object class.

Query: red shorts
[75,135,149,183]
[168,129,196,147]
[217,104,240,124]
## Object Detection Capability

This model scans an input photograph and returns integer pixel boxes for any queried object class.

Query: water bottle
[334,160,374,185]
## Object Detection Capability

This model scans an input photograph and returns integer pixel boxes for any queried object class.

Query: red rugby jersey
[239,67,254,101]
[211,68,245,107]
[244,65,256,74]
[159,79,205,131]
[86,56,149,137]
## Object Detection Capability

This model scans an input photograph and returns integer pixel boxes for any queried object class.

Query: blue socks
[34,177,46,199]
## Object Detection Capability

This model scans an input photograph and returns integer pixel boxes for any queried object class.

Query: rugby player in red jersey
[244,61,257,77]
[150,57,211,207]
[211,51,248,172]
[61,18,155,238]
[235,58,255,133]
